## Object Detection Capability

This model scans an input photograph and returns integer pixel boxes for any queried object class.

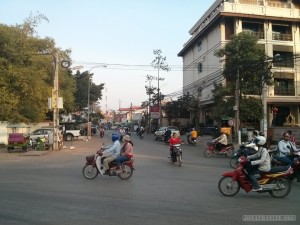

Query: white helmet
[254,136,266,146]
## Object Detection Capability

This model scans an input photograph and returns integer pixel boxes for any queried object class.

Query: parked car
[154,126,180,140]
[27,127,54,145]
[60,122,82,141]
[7,133,30,153]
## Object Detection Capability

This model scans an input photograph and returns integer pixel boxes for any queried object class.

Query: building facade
[178,0,300,131]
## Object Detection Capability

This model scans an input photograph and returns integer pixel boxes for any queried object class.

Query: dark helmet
[111,133,119,142]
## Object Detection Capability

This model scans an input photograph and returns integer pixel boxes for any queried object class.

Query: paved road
[0,132,299,225]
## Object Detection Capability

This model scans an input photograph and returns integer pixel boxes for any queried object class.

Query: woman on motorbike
[115,135,133,173]
[169,132,182,160]
[213,131,227,151]
[246,136,271,191]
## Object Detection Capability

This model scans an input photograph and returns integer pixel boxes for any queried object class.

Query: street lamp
[86,65,107,139]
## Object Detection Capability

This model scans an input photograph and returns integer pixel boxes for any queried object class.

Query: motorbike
[82,147,134,180]
[229,145,257,168]
[99,128,105,138]
[269,148,300,182]
[186,134,197,145]
[137,130,144,139]
[218,156,293,198]
[204,141,234,158]
[169,144,183,167]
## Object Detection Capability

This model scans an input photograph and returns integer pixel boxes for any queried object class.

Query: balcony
[272,32,293,41]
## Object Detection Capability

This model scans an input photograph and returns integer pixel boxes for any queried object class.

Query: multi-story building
[178,0,300,133]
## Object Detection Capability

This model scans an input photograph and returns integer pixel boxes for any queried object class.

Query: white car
[154,126,180,140]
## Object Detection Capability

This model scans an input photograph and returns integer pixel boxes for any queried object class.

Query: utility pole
[146,74,155,133]
[53,50,60,150]
[234,67,240,144]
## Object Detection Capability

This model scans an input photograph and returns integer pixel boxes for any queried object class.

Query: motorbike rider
[246,136,271,191]
[169,132,182,161]
[213,131,227,151]
[164,128,172,143]
[277,131,299,166]
[101,133,121,174]
[190,128,198,142]
[115,134,133,173]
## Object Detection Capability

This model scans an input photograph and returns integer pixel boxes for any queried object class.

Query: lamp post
[86,65,107,140]
[146,75,155,133]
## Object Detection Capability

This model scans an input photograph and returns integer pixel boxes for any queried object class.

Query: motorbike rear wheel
[218,176,240,197]
[269,177,291,198]
[118,164,133,180]
[82,164,99,179]
[177,152,182,167]
[225,147,234,158]
[204,149,213,158]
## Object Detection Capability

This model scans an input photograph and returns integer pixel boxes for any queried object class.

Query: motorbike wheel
[229,157,238,169]
[177,152,182,167]
[225,147,234,158]
[82,164,99,179]
[218,176,240,197]
[118,164,133,180]
[269,177,291,198]
[204,149,213,158]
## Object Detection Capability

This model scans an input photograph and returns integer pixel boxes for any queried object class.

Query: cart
[7,133,30,153]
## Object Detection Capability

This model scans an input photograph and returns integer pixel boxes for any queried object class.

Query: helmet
[252,130,259,137]
[254,136,266,146]
[111,133,119,142]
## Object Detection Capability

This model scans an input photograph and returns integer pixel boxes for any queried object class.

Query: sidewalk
[0,136,102,159]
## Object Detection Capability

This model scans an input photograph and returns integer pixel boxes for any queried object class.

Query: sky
[0,0,215,111]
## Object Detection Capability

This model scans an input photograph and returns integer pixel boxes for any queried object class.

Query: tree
[151,49,170,125]
[213,32,273,127]
[0,13,78,122]
[73,70,105,110]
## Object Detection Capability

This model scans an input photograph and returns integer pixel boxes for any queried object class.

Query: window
[197,63,203,73]
[197,41,202,51]
[274,78,295,96]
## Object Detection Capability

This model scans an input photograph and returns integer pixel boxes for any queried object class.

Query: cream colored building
[178,0,300,130]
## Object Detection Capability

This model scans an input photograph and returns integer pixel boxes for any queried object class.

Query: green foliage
[0,14,78,122]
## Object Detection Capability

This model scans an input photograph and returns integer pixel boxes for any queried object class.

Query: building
[178,0,300,132]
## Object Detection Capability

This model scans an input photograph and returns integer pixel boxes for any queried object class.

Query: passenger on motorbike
[115,135,133,173]
[246,136,271,191]
[101,133,121,174]
[169,132,182,160]
[213,131,227,151]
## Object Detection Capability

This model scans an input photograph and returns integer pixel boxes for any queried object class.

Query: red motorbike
[82,149,134,180]
[218,156,293,198]
[99,128,105,138]
[204,141,234,158]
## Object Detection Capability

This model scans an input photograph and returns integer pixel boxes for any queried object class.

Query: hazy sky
[0,0,215,110]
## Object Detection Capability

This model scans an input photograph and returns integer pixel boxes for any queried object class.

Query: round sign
[228,119,234,127]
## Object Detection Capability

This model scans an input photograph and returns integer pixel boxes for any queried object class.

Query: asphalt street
[0,131,299,225]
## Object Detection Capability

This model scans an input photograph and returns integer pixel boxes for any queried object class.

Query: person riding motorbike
[213,131,227,151]
[246,136,271,191]
[169,132,182,161]
[277,131,299,166]
[101,133,121,174]
[190,128,198,142]
[115,135,133,173]
[164,128,172,143]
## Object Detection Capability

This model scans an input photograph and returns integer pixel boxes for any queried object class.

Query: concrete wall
[0,121,51,145]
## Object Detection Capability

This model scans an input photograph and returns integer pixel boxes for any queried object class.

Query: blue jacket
[103,140,121,158]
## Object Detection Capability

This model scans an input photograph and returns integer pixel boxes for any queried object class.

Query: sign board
[150,105,160,119]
